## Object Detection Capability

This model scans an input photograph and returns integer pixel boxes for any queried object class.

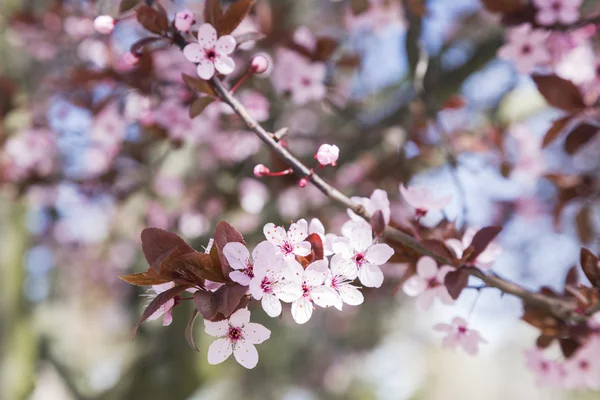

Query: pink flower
[332,221,395,288]
[183,23,236,80]
[445,228,502,270]
[204,308,270,369]
[524,348,565,387]
[272,48,327,105]
[224,241,280,286]
[263,219,312,260]
[533,0,582,26]
[349,189,391,225]
[402,256,455,309]
[93,15,115,35]
[399,184,452,217]
[498,24,551,74]
[174,10,195,33]
[249,257,302,317]
[147,282,177,326]
[328,254,364,310]
[316,144,340,166]
[286,259,339,324]
[433,317,487,355]
[563,336,600,390]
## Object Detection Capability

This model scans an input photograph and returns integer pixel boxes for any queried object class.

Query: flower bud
[254,164,270,177]
[315,144,340,166]
[249,54,270,75]
[93,15,115,35]
[174,10,195,33]
[298,178,308,188]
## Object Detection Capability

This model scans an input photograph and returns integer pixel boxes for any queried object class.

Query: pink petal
[249,277,264,300]
[442,333,460,349]
[263,223,287,246]
[358,263,384,288]
[197,60,215,80]
[207,338,233,364]
[308,218,325,235]
[436,286,455,305]
[230,270,251,286]
[536,9,557,25]
[293,241,312,257]
[229,308,251,327]
[365,243,394,265]
[223,242,250,271]
[214,53,235,75]
[204,319,229,337]
[291,297,313,324]
[332,237,354,259]
[196,23,217,49]
[162,309,173,326]
[233,340,259,369]
[403,276,426,297]
[243,322,271,344]
[416,256,438,279]
[304,260,329,286]
[261,293,282,317]
[287,219,308,244]
[416,289,436,310]
[183,43,204,62]
[559,8,579,25]
[311,285,339,308]
[216,35,236,55]
[339,284,364,306]
[251,241,280,269]
[433,323,453,333]
[330,254,358,279]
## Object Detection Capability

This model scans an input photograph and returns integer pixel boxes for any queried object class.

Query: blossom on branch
[402,256,454,309]
[533,0,582,26]
[498,24,551,74]
[249,257,302,317]
[263,219,312,260]
[433,317,487,356]
[174,10,195,33]
[146,282,177,326]
[183,23,236,80]
[445,228,502,270]
[399,184,452,218]
[204,308,270,369]
[315,144,340,166]
[348,189,391,225]
[329,254,364,310]
[93,15,115,35]
[224,241,280,286]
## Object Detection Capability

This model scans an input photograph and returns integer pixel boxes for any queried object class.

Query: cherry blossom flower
[524,348,565,387]
[399,184,452,218]
[332,221,394,288]
[174,10,195,33]
[263,219,311,260]
[533,0,582,26]
[316,144,340,166]
[224,241,280,286]
[563,336,600,390]
[328,254,364,310]
[4,129,56,180]
[272,48,327,105]
[93,15,115,35]
[308,218,336,256]
[402,256,454,309]
[433,317,487,355]
[183,23,236,80]
[286,259,339,324]
[498,24,551,74]
[249,257,302,317]
[204,308,270,369]
[348,189,391,225]
[146,282,177,326]
[445,228,502,270]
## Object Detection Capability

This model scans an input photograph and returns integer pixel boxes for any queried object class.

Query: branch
[209,78,579,318]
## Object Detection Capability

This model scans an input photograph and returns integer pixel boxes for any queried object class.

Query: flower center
[302,283,311,297]
[245,262,254,278]
[540,361,549,372]
[281,241,294,255]
[457,326,467,335]
[228,327,243,342]
[579,360,590,371]
[354,253,365,266]
[521,44,532,55]
[551,1,562,11]
[260,277,273,293]
[205,48,217,60]
[427,278,439,288]
[301,77,312,87]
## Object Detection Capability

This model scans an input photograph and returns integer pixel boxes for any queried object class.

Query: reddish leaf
[214,221,246,276]
[444,268,470,299]
[479,0,524,13]
[136,5,169,35]
[564,266,579,288]
[133,284,189,338]
[305,233,324,262]
[580,248,600,288]
[564,123,598,155]
[464,226,502,263]
[118,271,172,286]
[314,37,338,62]
[219,0,256,36]
[575,206,593,244]
[189,97,215,118]
[179,252,227,283]
[559,338,580,359]
[141,228,195,266]
[422,239,457,264]
[194,290,219,320]
[204,0,224,31]
[215,283,249,317]
[185,309,201,351]
[532,74,586,112]
[130,37,165,56]
[536,334,554,349]
[542,115,572,148]
[370,210,386,238]
[181,73,216,96]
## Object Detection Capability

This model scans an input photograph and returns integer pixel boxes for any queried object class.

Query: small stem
[229,72,251,95]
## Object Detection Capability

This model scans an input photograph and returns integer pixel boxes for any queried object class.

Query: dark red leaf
[444,268,470,299]
[219,0,256,36]
[133,284,189,338]
[178,252,227,283]
[213,221,246,276]
[479,0,525,13]
[185,309,200,351]
[194,290,219,320]
[118,271,172,286]
[204,0,224,31]
[215,283,249,317]
[559,338,580,359]
[580,248,600,288]
[536,335,554,349]
[564,123,598,155]
[305,233,324,262]
[130,37,165,56]
[564,266,579,288]
[421,239,457,264]
[575,206,593,244]
[141,228,195,266]
[464,226,502,263]
[370,210,386,238]
[542,115,572,148]
[136,4,169,35]
[314,37,338,62]
[181,73,216,96]
[532,74,586,112]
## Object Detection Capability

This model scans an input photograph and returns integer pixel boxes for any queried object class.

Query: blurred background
[0,0,599,399]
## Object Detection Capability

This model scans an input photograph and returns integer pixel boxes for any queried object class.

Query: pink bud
[298,178,308,187]
[249,54,271,75]
[174,10,195,33]
[123,52,139,66]
[315,144,340,166]
[254,164,270,177]
[93,15,115,35]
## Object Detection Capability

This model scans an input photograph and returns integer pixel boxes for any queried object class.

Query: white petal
[204,319,229,337]
[243,322,271,344]
[261,293,282,317]
[196,23,217,49]
[233,340,259,369]
[214,53,235,75]
[293,241,311,257]
[264,223,287,246]
[417,256,438,279]
[358,264,384,288]
[417,289,436,310]
[249,276,264,300]
[223,242,250,270]
[330,254,358,279]
[364,243,394,265]
[311,286,339,308]
[280,259,304,285]
[402,276,426,297]
[308,218,325,235]
[339,284,364,306]
[207,338,233,365]
[252,241,277,265]
[288,219,308,243]
[332,237,354,259]
[304,260,329,286]
[229,308,250,327]
[291,297,313,324]
[347,222,373,253]
[275,280,303,303]
[197,60,215,80]
[229,270,251,286]
[370,189,391,224]
[445,238,464,259]
[183,43,204,62]
[216,35,236,54]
